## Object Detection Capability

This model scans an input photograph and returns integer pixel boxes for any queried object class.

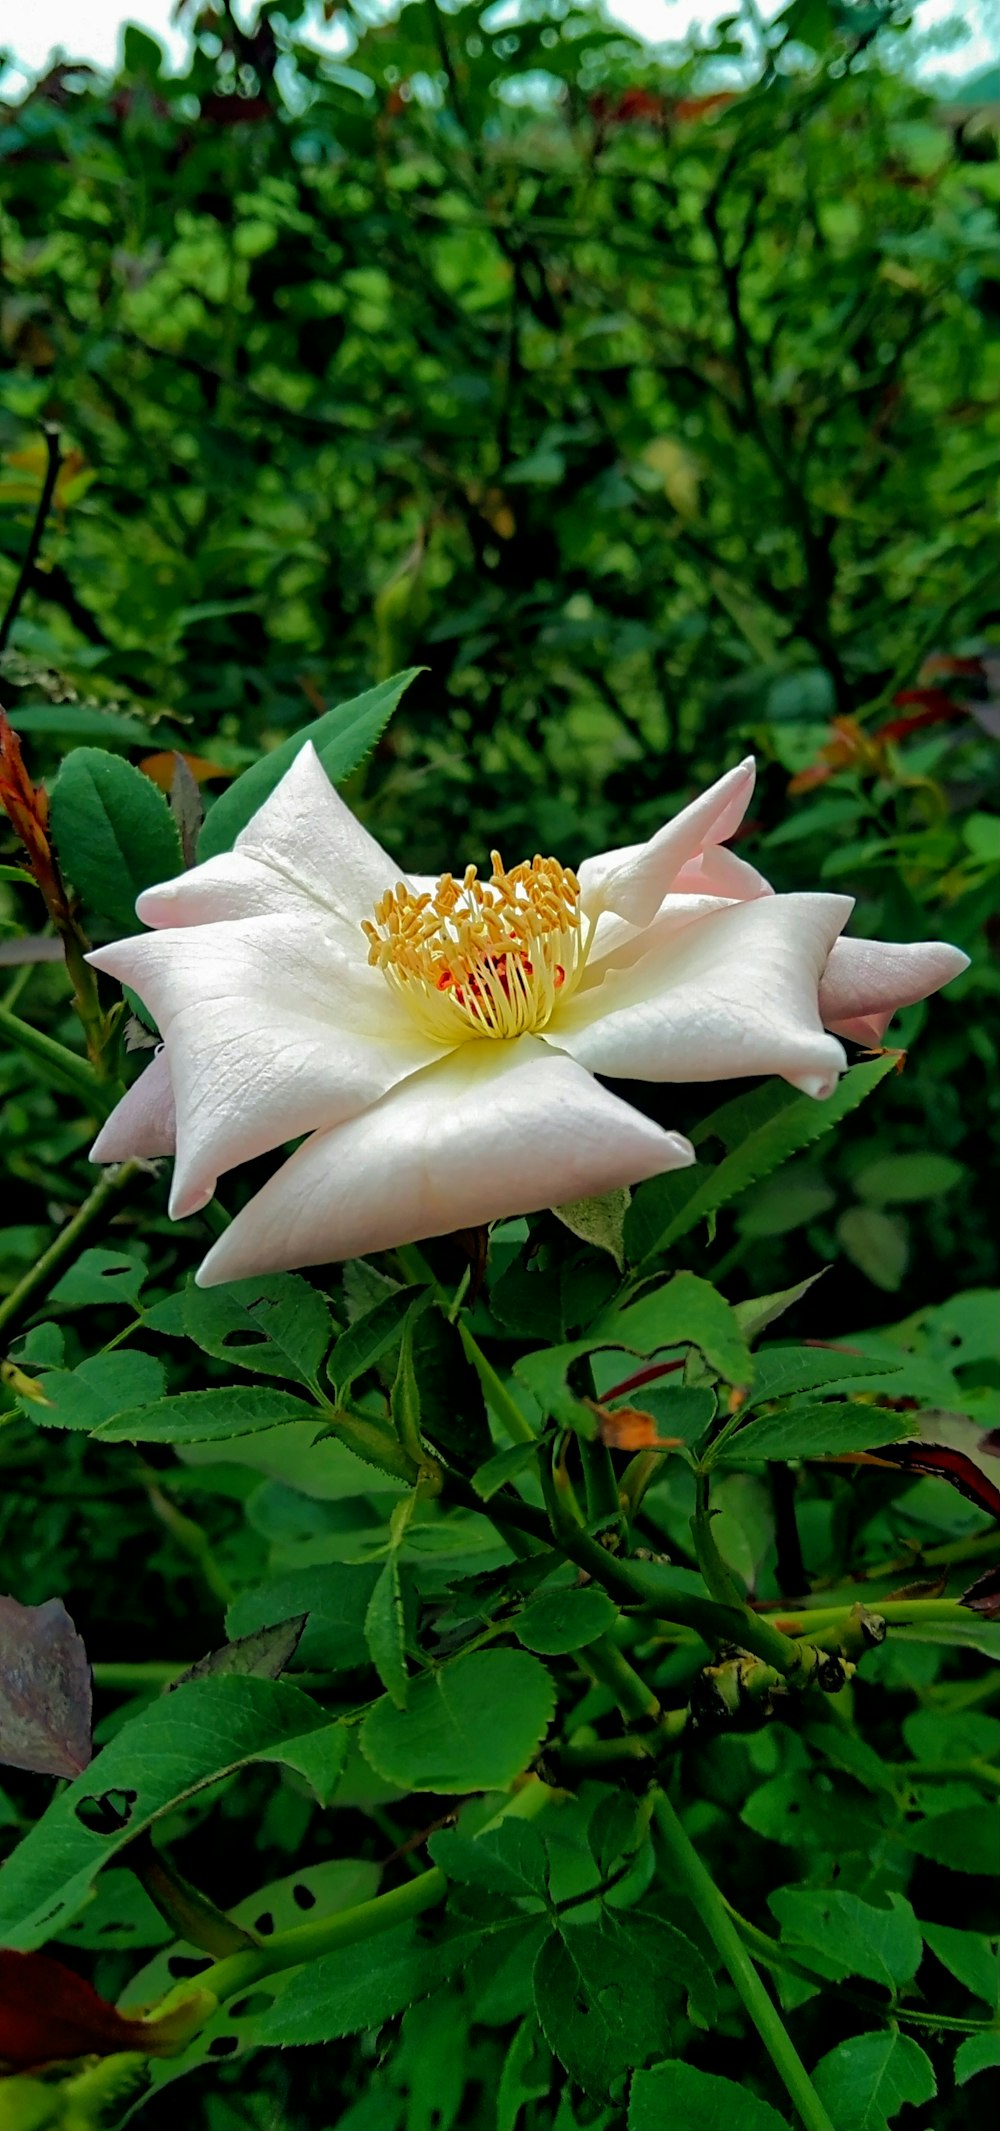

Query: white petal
[552,892,851,1097]
[196,1037,694,1284]
[88,912,439,1217]
[577,758,756,929]
[137,743,405,933]
[819,936,970,1044]
[580,894,734,988]
[90,1048,176,1162]
[671,846,773,900]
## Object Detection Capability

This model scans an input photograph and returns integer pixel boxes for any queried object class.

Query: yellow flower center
[362,851,584,1042]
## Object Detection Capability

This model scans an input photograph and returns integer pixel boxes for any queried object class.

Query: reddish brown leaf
[0,1950,170,2069]
[0,1594,92,1778]
[869,1441,1000,1522]
[960,1564,1000,1619]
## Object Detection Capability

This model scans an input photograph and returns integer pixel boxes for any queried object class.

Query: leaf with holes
[0,1678,346,1948]
[515,1272,751,1425]
[50,1249,147,1310]
[182,1273,334,1388]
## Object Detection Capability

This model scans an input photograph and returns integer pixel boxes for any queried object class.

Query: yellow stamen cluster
[363,850,583,1042]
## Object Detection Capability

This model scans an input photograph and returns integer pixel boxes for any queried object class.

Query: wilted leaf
[0,1594,92,1779]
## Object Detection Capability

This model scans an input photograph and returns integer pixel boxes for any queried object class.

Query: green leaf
[551,1188,630,1269]
[327,1286,427,1401]
[515,1584,618,1655]
[498,2018,552,2131]
[49,746,183,933]
[533,1912,674,2098]
[769,1888,921,1990]
[717,1401,913,1463]
[407,1306,493,1469]
[836,1207,909,1292]
[170,1617,307,1688]
[625,1057,899,1263]
[855,1152,966,1204]
[472,1438,541,1501]
[743,1346,899,1406]
[227,1562,381,1672]
[902,1805,1000,1875]
[955,2033,1000,2085]
[92,1386,314,1443]
[197,670,421,860]
[429,1817,549,1901]
[922,1922,999,2006]
[813,2030,936,2131]
[249,1916,514,2046]
[630,2062,790,2131]
[365,1555,410,1709]
[50,1248,146,1310]
[182,1272,334,1387]
[361,1649,556,1793]
[734,1272,826,1343]
[516,1272,752,1424]
[18,1350,166,1432]
[0,1678,345,1948]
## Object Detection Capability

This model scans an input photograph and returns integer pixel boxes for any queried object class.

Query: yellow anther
[364,850,586,1043]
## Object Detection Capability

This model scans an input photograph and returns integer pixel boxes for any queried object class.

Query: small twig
[0,425,62,654]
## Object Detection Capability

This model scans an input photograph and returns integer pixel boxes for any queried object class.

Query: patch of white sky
[0,0,992,101]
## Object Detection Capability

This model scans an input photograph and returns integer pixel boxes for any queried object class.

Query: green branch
[652,1791,835,2131]
[0,1158,145,1343]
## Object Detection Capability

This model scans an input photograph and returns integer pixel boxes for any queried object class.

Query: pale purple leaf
[0,1595,92,1778]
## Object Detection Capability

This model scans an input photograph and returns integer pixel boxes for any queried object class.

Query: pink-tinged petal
[195,1037,694,1284]
[577,758,756,929]
[88,913,439,1217]
[137,743,404,932]
[580,894,733,987]
[671,846,773,901]
[819,937,970,1044]
[552,892,851,1097]
[90,1048,176,1162]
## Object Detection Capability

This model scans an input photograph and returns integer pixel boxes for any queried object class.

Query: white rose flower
[88,747,967,1283]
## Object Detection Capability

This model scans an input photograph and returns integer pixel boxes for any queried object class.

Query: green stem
[692,1465,746,1608]
[651,1791,835,2131]
[584,1634,661,1724]
[92,1661,186,1691]
[458,1322,538,1446]
[0,1159,144,1342]
[201,1867,449,2005]
[771,1598,969,1635]
[0,998,111,1111]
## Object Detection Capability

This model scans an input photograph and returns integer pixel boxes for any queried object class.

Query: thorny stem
[0,1159,145,1343]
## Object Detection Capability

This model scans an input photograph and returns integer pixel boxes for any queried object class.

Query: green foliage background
[0,3,998,2128]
